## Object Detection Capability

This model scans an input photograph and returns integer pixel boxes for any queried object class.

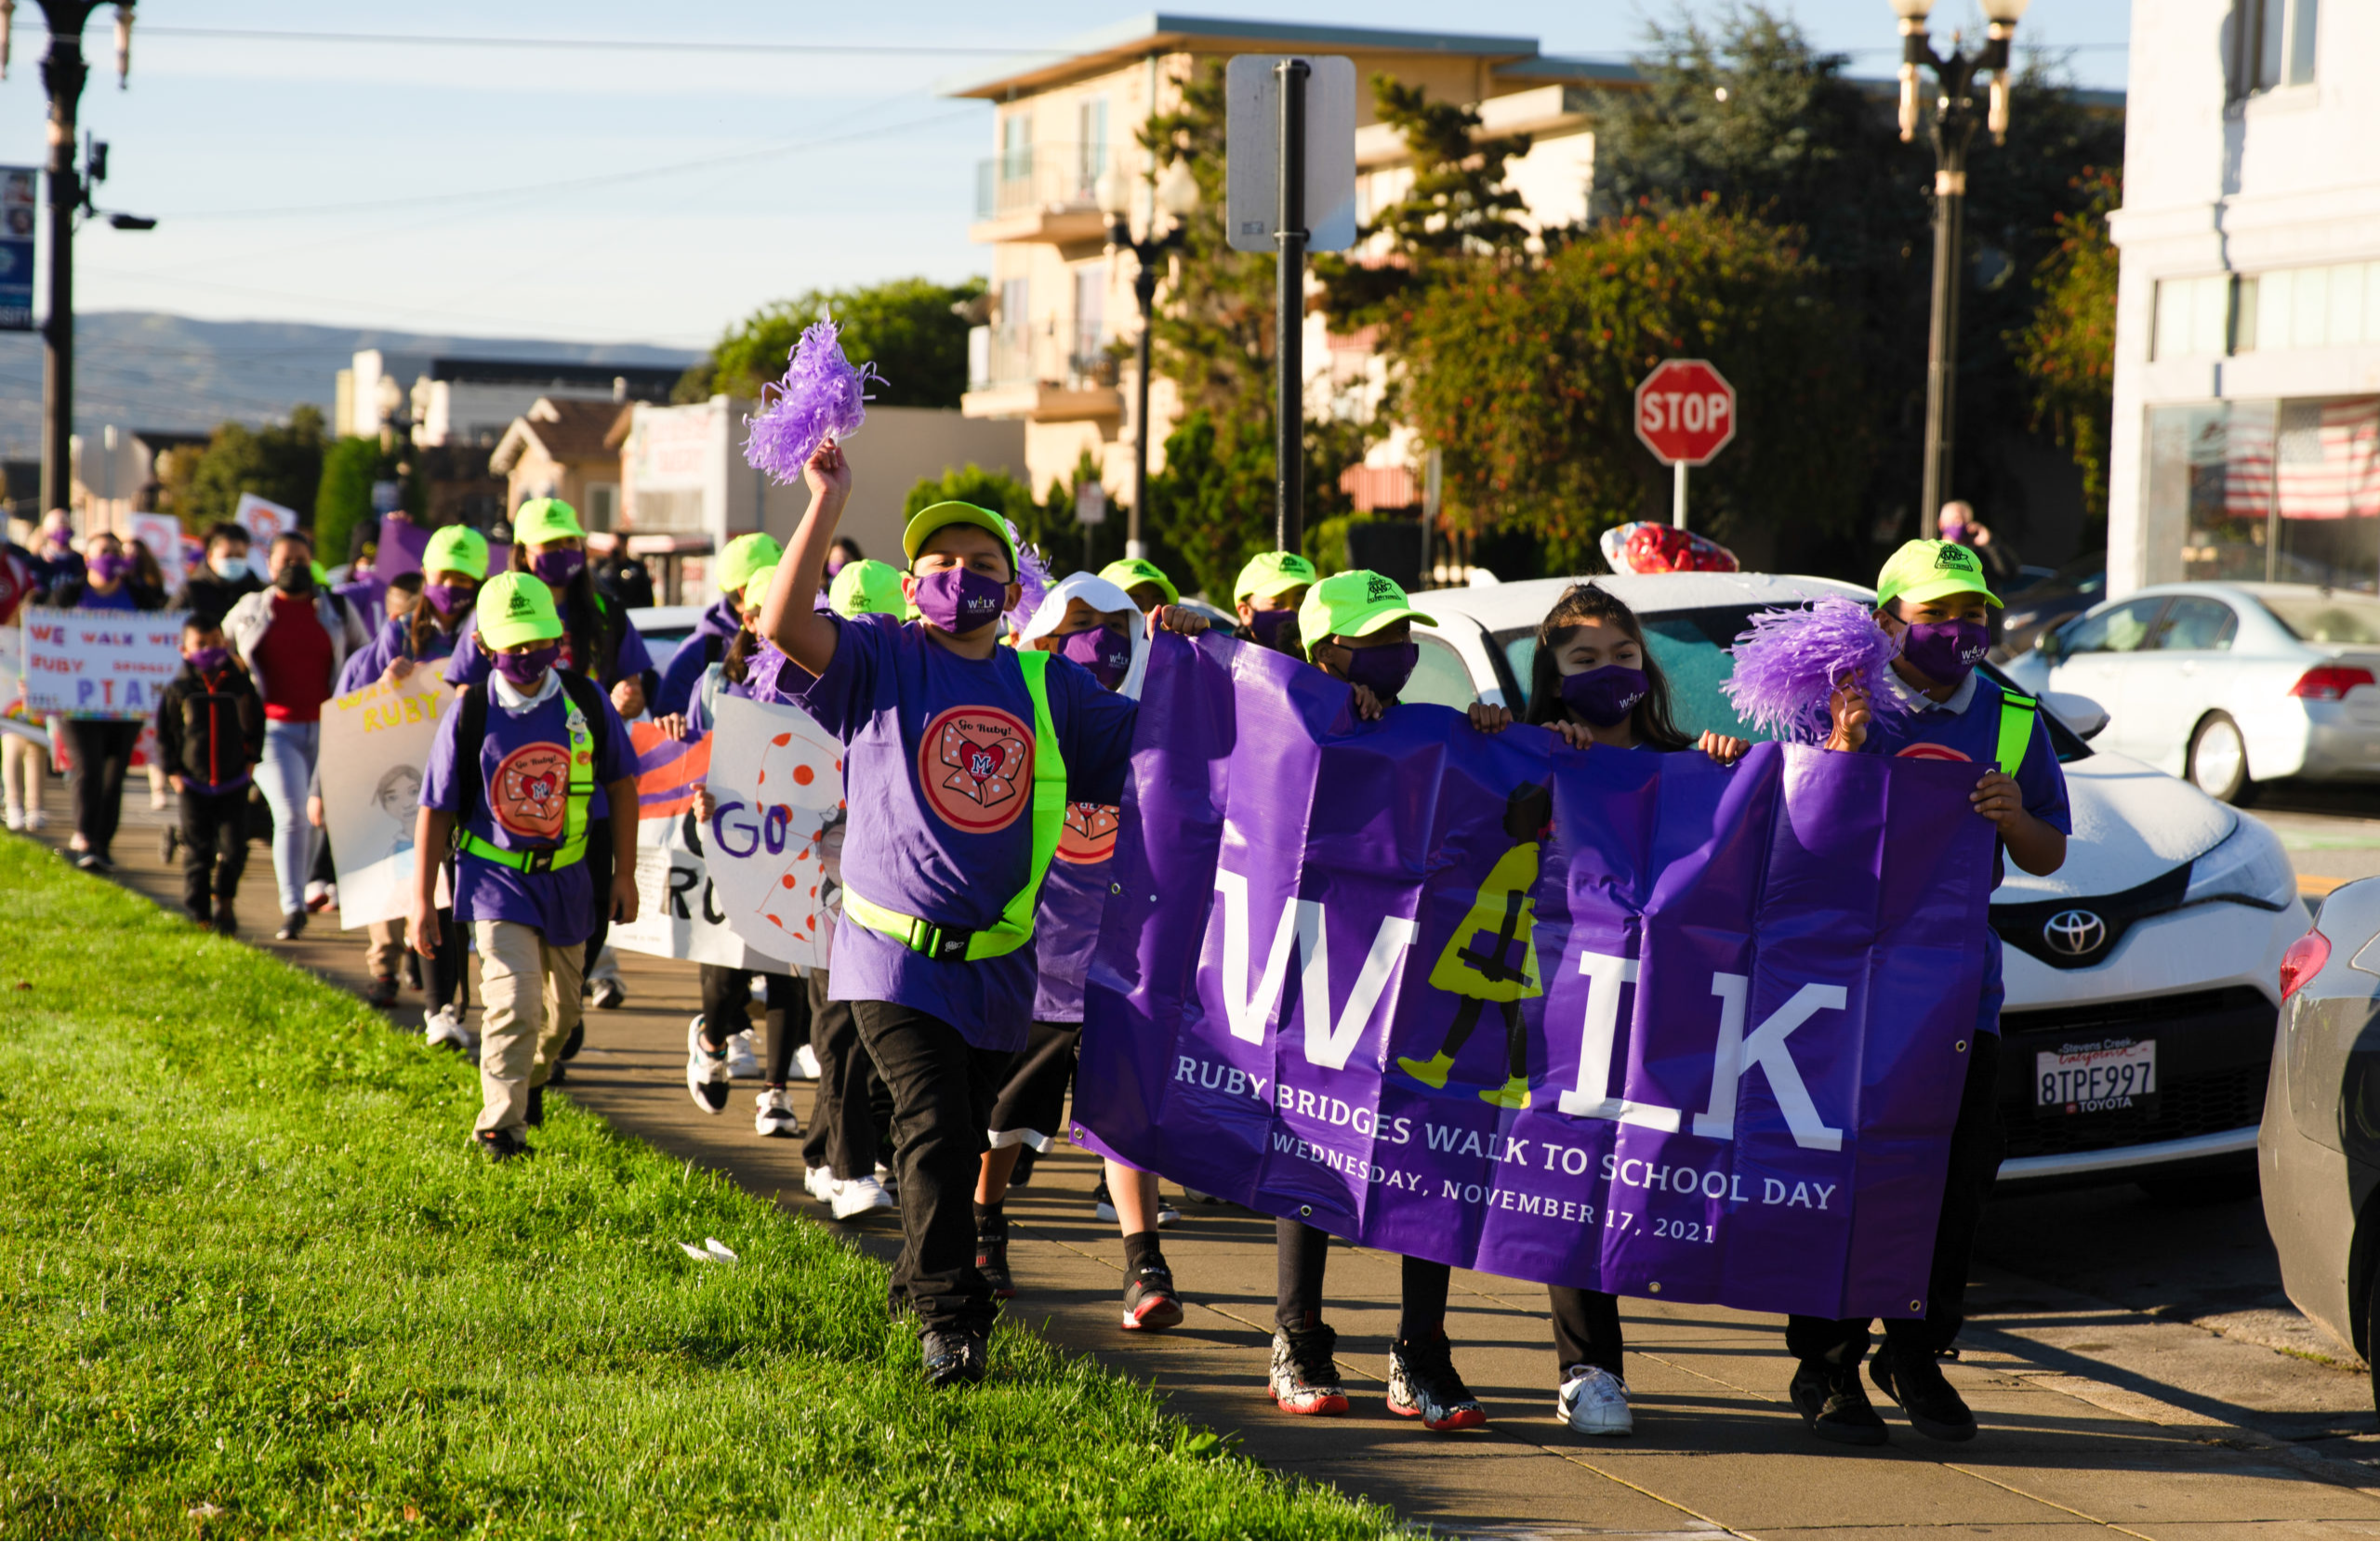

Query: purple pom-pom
[1001,517,1052,635]
[743,319,883,485]
[1720,598,1908,744]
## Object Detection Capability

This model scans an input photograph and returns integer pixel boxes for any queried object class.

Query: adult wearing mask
[1936,502,2022,591]
[37,530,165,870]
[173,522,265,626]
[224,531,372,940]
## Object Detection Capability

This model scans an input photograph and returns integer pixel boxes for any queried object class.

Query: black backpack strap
[454,683,490,834]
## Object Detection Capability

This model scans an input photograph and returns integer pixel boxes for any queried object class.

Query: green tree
[2013,167,2120,532]
[178,406,328,533]
[313,436,381,566]
[684,277,989,407]
[1402,204,1868,572]
[903,463,1038,534]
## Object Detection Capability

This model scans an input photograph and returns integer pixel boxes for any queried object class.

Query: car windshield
[2258,591,2380,645]
[1496,602,2090,762]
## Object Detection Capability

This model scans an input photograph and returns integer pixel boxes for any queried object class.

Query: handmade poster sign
[20,605,187,718]
[1076,634,1996,1324]
[127,513,186,591]
[233,492,297,547]
[702,692,843,969]
[609,722,790,970]
[321,671,450,929]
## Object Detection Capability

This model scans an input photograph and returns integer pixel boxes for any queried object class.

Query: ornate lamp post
[1895,0,2027,534]
[1097,156,1199,561]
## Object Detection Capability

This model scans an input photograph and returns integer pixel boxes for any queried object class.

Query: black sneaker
[1267,1323,1348,1416]
[976,1223,1015,1299]
[187,903,213,928]
[476,1128,527,1164]
[562,1021,587,1060]
[546,1059,569,1087]
[1120,1260,1184,1331]
[365,975,399,1008]
[921,1326,988,1389]
[1790,1364,1889,1446]
[1871,1347,1977,1442]
[589,978,626,1010]
[1009,1145,1037,1188]
[275,910,306,941]
[525,1084,545,1128]
[214,906,237,938]
[1388,1334,1488,1431]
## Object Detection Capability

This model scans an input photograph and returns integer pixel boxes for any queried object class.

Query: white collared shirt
[1883,664,1977,718]
[491,665,561,716]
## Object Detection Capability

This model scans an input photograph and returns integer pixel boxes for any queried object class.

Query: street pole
[1672,462,1688,531]
[1917,86,1975,534]
[1273,57,1308,557]
[1129,262,1156,561]
[37,5,94,521]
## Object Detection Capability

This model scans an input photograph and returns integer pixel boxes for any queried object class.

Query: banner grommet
[1953,1039,1968,1053]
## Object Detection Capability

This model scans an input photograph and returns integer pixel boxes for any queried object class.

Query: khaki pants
[366,918,407,980]
[473,919,587,1135]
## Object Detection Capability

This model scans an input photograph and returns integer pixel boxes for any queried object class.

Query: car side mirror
[2043,691,2109,741]
[2035,628,2064,664]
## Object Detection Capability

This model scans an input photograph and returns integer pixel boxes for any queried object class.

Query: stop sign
[1633,360,1738,467]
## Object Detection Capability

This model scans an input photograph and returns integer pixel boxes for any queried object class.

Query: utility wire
[35,24,1049,56]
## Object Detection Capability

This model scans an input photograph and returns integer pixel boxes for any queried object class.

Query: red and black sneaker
[1268,1324,1349,1416]
[1120,1260,1184,1331]
[1387,1334,1488,1431]
[975,1224,1016,1299]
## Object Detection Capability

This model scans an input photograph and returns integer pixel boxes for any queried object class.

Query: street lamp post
[1098,157,1199,562]
[1895,0,2026,535]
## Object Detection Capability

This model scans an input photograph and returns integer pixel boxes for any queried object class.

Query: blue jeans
[255,718,321,917]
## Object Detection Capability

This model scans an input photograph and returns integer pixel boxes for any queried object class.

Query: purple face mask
[531,547,586,589]
[1558,664,1651,728]
[1898,618,1990,685]
[1058,624,1131,689]
[86,551,130,585]
[184,645,231,675]
[1246,606,1300,652]
[910,566,1009,634]
[494,641,562,686]
[423,580,474,616]
[1341,640,1419,701]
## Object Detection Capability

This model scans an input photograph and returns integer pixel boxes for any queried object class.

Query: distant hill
[0,312,701,455]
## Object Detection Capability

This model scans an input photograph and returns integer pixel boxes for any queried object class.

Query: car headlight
[2182,817,2296,912]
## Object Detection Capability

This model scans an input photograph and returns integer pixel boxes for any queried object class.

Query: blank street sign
[1223,55,1357,255]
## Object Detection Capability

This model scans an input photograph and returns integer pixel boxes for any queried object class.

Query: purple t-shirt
[419,672,634,947]
[1033,800,1118,1024]
[792,613,1138,1050]
[443,602,655,692]
[77,585,139,612]
[338,613,461,695]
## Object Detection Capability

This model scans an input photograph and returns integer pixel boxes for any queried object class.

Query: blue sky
[2,0,2131,352]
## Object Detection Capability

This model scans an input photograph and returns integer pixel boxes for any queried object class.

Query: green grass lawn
[0,837,1400,1539]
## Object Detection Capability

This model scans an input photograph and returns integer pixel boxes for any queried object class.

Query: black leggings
[64,719,139,858]
[697,964,805,1084]
[1276,1219,1450,1340]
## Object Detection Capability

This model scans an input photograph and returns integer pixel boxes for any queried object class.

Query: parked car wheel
[2188,712,2254,804]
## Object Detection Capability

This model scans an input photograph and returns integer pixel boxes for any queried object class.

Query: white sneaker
[25,808,46,830]
[726,1028,760,1080]
[4,806,21,831]
[425,1005,477,1055]
[793,1043,822,1080]
[150,787,172,811]
[1557,1364,1633,1436]
[832,1174,896,1219]
[754,1086,800,1138]
[874,1161,899,1198]
[687,1015,730,1114]
[803,1166,840,1204]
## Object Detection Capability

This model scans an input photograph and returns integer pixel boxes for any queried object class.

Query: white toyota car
[1405,571,2307,1195]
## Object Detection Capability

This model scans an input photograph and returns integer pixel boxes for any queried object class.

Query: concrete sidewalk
[23,776,2380,1539]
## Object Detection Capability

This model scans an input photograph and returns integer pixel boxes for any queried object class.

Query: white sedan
[1410,571,2306,1194]
[2001,582,2380,805]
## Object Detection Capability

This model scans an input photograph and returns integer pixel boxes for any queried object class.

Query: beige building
[942,16,1625,523]
[490,397,630,530]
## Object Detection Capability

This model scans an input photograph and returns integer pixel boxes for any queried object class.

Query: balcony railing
[968,323,1122,396]
[974,144,1131,223]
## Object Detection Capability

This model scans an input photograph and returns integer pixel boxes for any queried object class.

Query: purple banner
[374,516,432,579]
[1076,634,1997,1321]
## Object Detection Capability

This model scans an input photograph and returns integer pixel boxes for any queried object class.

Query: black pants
[64,719,139,859]
[178,786,250,916]
[697,964,806,1085]
[581,837,615,972]
[851,999,1012,1335]
[425,903,469,1014]
[1276,1219,1452,1340]
[803,969,892,1180]
[1551,1287,1624,1379]
[987,1021,1080,1148]
[1787,1031,2004,1370]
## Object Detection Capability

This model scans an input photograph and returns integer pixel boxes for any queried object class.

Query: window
[2149,397,2380,589]
[2061,597,2170,655]
[2260,591,2380,644]
[583,481,619,531]
[1077,97,1109,199]
[1401,635,1481,712]
[2151,274,2241,360]
[2235,0,2319,94]
[1071,266,1105,370]
[2152,597,2238,651]
[999,113,1032,182]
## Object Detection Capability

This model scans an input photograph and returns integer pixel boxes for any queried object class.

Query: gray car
[2259,877,2380,1407]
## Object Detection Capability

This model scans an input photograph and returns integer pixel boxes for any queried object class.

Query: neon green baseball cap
[718,532,784,597]
[1099,558,1178,607]
[902,501,1017,574]
[511,497,585,547]
[1298,568,1437,644]
[1875,538,2002,611]
[734,562,777,612]
[423,524,490,581]
[477,572,564,651]
[1234,550,1317,605]
[829,558,907,619]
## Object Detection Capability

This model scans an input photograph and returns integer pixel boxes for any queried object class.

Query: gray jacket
[223,587,372,708]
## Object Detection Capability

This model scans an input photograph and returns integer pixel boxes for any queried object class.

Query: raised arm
[756,440,853,676]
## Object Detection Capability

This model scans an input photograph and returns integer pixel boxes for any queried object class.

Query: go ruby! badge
[1633,359,1738,468]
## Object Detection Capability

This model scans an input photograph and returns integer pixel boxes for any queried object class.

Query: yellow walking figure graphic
[1397,781,1554,1109]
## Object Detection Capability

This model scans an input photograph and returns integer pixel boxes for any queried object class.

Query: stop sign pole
[1633,360,1738,532]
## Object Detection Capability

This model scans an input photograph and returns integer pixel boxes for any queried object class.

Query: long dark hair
[722,621,760,686]
[509,544,618,681]
[1526,583,1691,752]
[405,573,459,661]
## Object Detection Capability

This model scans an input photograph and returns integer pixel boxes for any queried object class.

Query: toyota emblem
[2043,909,2108,956]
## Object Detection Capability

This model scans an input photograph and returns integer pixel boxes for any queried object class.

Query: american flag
[2221,397,2380,520]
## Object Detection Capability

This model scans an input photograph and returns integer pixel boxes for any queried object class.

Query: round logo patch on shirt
[919,705,1035,834]
[1057,801,1118,865]
[1895,743,1973,763]
[492,742,572,840]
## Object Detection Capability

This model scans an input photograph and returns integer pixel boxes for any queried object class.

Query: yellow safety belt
[843,649,1069,962]
[459,696,595,874]
[1995,690,2038,778]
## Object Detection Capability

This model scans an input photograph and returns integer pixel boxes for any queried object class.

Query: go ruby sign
[1633,360,1738,467]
